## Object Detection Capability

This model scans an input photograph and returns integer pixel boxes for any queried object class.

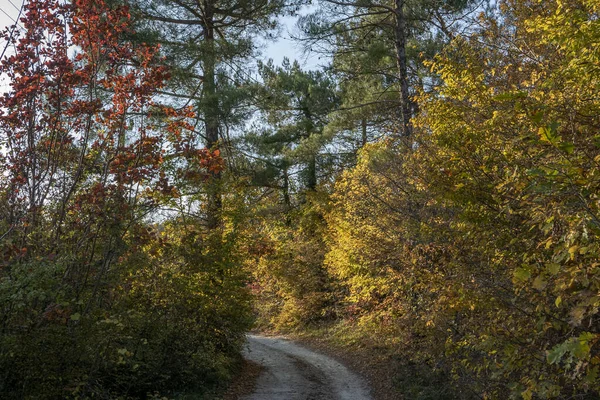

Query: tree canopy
[0,0,599,399]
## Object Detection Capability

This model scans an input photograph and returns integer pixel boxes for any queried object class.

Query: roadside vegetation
[0,0,599,399]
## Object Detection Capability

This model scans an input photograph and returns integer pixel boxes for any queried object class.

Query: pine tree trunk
[307,154,317,191]
[393,0,412,138]
[361,118,367,147]
[203,0,221,230]
[283,168,292,226]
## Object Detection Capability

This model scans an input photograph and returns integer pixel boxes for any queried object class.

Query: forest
[0,0,599,398]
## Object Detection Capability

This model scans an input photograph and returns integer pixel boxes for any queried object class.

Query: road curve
[241,335,373,400]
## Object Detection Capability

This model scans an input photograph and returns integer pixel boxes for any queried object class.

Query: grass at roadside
[281,322,468,400]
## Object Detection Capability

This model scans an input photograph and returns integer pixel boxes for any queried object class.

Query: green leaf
[527,168,546,176]
[547,344,567,364]
[571,333,595,358]
[568,245,579,260]
[531,111,544,124]
[513,267,531,282]
[584,366,599,384]
[559,141,574,154]
[538,122,562,146]
[70,313,81,321]
[533,275,547,290]
[546,262,561,275]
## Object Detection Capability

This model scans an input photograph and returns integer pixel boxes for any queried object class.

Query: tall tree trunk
[282,167,291,226]
[203,0,221,230]
[361,118,367,147]
[307,154,317,191]
[302,110,317,191]
[393,0,412,138]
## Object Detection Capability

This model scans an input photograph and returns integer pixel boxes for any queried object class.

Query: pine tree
[299,0,479,139]
[242,58,339,214]
[133,0,296,228]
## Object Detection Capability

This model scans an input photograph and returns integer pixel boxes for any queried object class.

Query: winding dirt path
[241,335,373,400]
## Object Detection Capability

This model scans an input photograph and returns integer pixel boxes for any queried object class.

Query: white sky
[0,0,25,92]
[258,5,323,70]
[0,0,22,30]
[0,0,23,47]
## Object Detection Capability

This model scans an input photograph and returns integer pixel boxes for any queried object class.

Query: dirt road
[241,335,373,400]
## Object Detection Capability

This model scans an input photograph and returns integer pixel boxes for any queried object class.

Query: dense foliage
[0,0,251,398]
[1,0,599,399]
[249,0,600,399]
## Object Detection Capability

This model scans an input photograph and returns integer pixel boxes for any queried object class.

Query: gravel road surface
[241,335,373,400]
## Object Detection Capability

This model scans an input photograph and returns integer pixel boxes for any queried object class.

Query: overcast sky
[258,5,323,70]
[0,0,22,30]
